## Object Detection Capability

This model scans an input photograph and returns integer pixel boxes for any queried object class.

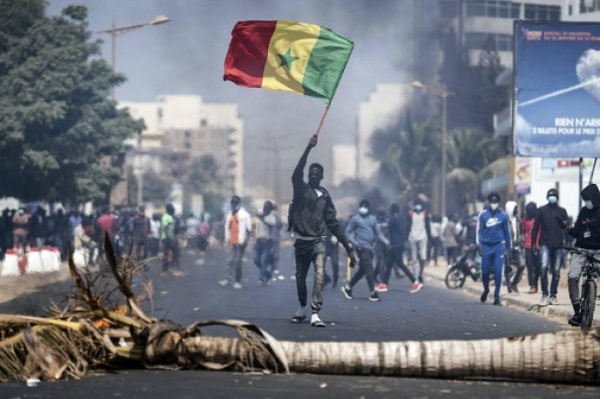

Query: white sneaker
[233,282,243,290]
[310,313,326,327]
[540,296,549,305]
[218,279,230,287]
[548,296,557,305]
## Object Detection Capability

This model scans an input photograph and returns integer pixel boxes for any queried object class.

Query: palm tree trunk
[179,327,599,385]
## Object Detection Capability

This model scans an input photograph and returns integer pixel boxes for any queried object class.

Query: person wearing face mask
[563,183,599,327]
[531,188,569,305]
[476,192,512,306]
[289,135,356,327]
[218,196,252,289]
[342,200,390,302]
[404,200,432,284]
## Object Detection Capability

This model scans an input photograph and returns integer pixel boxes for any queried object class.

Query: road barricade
[0,249,20,276]
[26,247,43,273]
[40,246,61,272]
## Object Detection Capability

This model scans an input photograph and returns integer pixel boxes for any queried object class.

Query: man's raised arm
[292,135,317,183]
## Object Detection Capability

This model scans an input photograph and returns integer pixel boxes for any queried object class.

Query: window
[525,4,561,20]
[580,0,600,13]
[200,118,207,127]
[465,0,520,19]
[157,108,163,118]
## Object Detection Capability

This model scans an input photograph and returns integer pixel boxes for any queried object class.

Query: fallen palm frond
[0,234,599,385]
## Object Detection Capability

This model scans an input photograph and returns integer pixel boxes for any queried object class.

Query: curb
[423,268,586,326]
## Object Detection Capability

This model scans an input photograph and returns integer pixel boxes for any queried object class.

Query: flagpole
[312,106,330,138]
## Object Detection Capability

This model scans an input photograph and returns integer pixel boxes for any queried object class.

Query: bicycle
[565,246,600,331]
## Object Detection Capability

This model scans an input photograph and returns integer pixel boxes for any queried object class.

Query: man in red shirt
[96,208,115,240]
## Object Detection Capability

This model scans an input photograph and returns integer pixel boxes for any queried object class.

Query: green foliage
[370,111,440,204]
[0,1,143,204]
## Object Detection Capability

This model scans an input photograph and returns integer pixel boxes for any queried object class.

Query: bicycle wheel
[445,266,467,289]
[581,279,597,330]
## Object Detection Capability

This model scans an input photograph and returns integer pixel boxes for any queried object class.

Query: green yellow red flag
[223,20,354,106]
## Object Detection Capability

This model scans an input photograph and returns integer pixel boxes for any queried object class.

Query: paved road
[0,243,599,398]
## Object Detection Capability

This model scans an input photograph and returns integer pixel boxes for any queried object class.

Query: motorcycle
[445,244,482,289]
[445,243,524,291]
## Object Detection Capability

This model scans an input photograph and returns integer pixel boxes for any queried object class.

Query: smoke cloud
[47,0,437,200]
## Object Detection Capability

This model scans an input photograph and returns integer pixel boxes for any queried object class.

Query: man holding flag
[223,20,355,326]
[288,135,356,327]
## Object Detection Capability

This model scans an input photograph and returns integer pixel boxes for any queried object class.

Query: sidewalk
[421,258,600,326]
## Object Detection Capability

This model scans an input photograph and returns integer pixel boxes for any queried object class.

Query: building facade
[120,95,244,204]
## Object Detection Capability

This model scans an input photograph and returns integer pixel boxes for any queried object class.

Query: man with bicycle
[560,183,600,327]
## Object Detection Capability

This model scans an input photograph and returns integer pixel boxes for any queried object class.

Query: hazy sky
[46,0,431,195]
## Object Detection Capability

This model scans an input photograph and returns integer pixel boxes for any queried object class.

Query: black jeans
[162,238,180,272]
[294,239,326,313]
[524,248,539,288]
[383,246,416,285]
[349,247,376,293]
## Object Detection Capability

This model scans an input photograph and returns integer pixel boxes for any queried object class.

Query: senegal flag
[223,20,354,105]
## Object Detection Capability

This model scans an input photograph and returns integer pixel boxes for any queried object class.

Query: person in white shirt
[219,196,252,289]
[404,200,432,283]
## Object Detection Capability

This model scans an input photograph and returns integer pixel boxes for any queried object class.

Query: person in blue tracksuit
[476,192,512,306]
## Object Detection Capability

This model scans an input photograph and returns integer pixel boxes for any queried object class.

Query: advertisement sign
[514,157,531,194]
[513,21,600,157]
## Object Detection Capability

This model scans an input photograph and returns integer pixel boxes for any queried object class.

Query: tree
[445,126,504,215]
[0,2,143,204]
[371,112,440,207]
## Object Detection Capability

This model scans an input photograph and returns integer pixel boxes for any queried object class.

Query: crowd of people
[0,204,217,273]
[0,135,598,331]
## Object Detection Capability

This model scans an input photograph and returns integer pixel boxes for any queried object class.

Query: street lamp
[412,81,454,216]
[97,15,170,99]
[97,15,169,207]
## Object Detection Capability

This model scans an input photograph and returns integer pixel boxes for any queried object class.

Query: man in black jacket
[564,183,599,326]
[381,203,422,293]
[531,188,569,305]
[290,135,355,327]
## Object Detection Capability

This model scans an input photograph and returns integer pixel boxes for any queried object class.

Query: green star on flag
[278,49,298,69]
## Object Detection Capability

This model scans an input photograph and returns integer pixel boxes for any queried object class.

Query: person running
[342,199,390,302]
[372,208,389,291]
[219,196,252,289]
[380,203,423,293]
[563,183,599,327]
[476,192,512,306]
[289,135,355,328]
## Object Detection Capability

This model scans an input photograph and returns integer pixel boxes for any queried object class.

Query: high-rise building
[440,0,599,67]
[120,95,244,199]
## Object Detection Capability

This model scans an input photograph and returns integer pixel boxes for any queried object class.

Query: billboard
[513,21,600,158]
